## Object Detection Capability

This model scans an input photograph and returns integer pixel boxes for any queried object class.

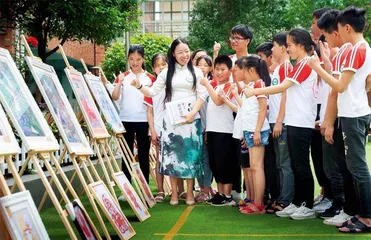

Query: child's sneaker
[290,203,315,220]
[276,203,298,217]
[231,190,242,202]
[323,210,352,226]
[313,194,323,206]
[313,198,332,213]
[206,192,222,205]
[195,192,209,203]
[318,205,341,219]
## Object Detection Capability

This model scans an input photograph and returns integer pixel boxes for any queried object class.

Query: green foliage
[102,33,172,81]
[4,0,141,61]
[189,0,371,55]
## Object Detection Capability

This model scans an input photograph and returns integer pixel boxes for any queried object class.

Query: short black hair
[337,6,366,33]
[313,8,332,19]
[214,55,233,69]
[256,42,273,57]
[317,9,340,33]
[231,24,253,46]
[319,34,326,43]
[273,31,288,48]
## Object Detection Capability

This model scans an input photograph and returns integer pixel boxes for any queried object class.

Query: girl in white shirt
[111,44,156,184]
[232,55,270,214]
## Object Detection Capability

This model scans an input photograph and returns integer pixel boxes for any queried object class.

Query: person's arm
[213,42,221,62]
[254,97,267,146]
[147,107,158,145]
[112,73,125,100]
[200,78,224,106]
[366,74,371,92]
[131,70,166,97]
[244,79,294,98]
[273,91,287,138]
[182,98,205,123]
[218,90,238,112]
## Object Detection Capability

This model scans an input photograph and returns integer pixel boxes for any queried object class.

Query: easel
[149,144,171,195]
[95,67,156,208]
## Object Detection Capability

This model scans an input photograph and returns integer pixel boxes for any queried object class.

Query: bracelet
[137,84,143,90]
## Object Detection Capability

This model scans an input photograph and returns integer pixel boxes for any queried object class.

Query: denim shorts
[243,129,270,148]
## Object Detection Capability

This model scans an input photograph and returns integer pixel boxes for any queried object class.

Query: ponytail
[235,55,271,86]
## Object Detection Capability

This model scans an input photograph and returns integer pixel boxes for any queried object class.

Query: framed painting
[132,163,156,208]
[0,102,21,155]
[113,172,150,222]
[25,57,93,155]
[71,200,98,240]
[0,190,50,240]
[65,69,110,140]
[0,48,59,152]
[84,74,125,134]
[89,181,135,240]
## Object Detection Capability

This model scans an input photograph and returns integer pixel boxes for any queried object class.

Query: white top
[338,40,371,118]
[286,57,317,129]
[206,82,235,133]
[269,61,293,123]
[240,80,270,132]
[319,43,353,124]
[148,63,206,103]
[144,87,165,136]
[112,70,155,122]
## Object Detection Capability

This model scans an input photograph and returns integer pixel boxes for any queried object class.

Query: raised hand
[308,51,322,70]
[230,84,238,96]
[319,41,331,62]
[243,87,254,98]
[130,78,141,89]
[213,41,221,53]
[217,89,226,102]
[200,77,209,86]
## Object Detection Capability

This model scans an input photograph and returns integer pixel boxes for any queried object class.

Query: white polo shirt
[338,40,371,118]
[285,57,317,129]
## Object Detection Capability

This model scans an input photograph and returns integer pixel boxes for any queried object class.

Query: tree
[1,0,141,62]
[188,0,371,55]
[102,33,172,82]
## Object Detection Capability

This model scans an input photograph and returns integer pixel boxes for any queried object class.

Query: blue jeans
[197,143,213,187]
[270,123,294,205]
[243,129,270,148]
[340,114,371,217]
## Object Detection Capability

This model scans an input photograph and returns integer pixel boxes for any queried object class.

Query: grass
[39,143,371,240]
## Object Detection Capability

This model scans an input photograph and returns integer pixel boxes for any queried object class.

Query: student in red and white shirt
[309,6,371,232]
[111,45,156,185]
[245,29,318,219]
[269,31,294,211]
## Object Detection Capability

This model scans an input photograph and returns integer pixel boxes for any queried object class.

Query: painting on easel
[0,191,50,240]
[0,48,59,152]
[25,57,93,155]
[0,102,21,155]
[89,181,135,240]
[72,200,97,240]
[132,163,156,208]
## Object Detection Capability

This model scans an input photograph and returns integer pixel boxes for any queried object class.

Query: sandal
[240,203,265,214]
[339,219,371,233]
[232,198,252,207]
[195,192,209,203]
[155,192,165,203]
[336,216,358,228]
[265,201,276,214]
[272,202,287,212]
[178,191,187,201]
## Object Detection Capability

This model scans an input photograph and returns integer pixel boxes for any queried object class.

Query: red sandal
[240,202,265,214]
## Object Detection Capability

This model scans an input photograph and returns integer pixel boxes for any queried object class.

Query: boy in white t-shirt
[200,55,238,206]
[309,6,371,233]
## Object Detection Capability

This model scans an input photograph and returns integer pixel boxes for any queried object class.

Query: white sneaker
[313,194,323,206]
[313,198,332,213]
[276,203,298,217]
[231,190,242,202]
[118,195,127,202]
[290,203,315,220]
[323,210,352,226]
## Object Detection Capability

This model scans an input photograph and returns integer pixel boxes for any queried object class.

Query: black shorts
[207,131,238,184]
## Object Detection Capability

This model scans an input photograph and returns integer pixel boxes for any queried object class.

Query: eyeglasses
[229,36,246,42]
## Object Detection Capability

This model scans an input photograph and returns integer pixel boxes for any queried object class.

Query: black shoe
[206,193,223,204]
[211,194,227,206]
[318,205,341,219]
[211,195,235,206]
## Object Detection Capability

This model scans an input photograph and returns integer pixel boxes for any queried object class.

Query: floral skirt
[159,115,203,178]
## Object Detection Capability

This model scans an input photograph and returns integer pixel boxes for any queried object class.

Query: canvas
[0,102,21,155]
[0,48,59,152]
[0,191,50,240]
[72,200,97,240]
[89,181,135,240]
[84,74,125,134]
[65,69,110,139]
[132,163,156,208]
[113,172,150,222]
[25,57,93,155]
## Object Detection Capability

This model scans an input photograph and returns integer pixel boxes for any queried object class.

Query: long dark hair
[151,53,167,77]
[165,39,196,103]
[128,44,146,70]
[235,55,271,86]
[196,55,213,79]
[288,28,316,54]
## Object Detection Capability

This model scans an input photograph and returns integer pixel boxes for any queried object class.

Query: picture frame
[89,181,135,240]
[71,200,98,240]
[0,190,50,240]
[132,163,156,208]
[65,69,110,140]
[25,57,93,155]
[113,172,150,222]
[84,74,125,134]
[0,102,21,155]
[0,48,59,152]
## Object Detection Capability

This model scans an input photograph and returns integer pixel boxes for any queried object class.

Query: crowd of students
[106,5,371,234]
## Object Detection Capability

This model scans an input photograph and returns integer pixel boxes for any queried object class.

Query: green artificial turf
[39,143,371,240]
